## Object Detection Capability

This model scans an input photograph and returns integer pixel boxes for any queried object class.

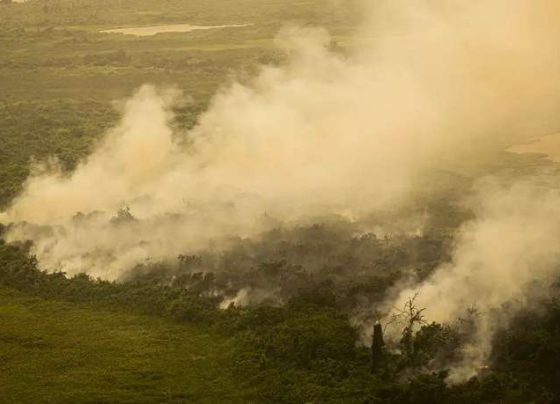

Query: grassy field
[0,0,357,208]
[2,1,560,403]
[0,0,357,103]
[0,287,248,403]
[0,3,360,402]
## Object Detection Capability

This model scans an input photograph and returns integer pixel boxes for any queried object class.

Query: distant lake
[508,133,560,162]
[100,23,250,37]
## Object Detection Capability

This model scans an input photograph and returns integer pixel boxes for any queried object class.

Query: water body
[508,133,560,162]
[100,23,250,37]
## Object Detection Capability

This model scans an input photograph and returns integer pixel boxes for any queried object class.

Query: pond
[508,133,560,162]
[100,23,249,37]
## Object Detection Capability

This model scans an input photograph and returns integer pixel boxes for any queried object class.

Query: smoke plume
[2,0,560,382]
[384,180,560,383]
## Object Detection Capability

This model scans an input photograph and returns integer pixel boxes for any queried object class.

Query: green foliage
[0,242,220,323]
[2,241,560,402]
[491,298,560,398]
[0,100,117,207]
[0,287,246,403]
[1,0,560,402]
[235,308,357,367]
[411,323,461,367]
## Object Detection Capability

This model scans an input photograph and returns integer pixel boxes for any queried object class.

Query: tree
[371,322,385,372]
[388,293,427,360]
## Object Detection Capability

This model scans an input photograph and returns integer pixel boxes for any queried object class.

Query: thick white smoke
[384,180,560,383]
[2,0,560,382]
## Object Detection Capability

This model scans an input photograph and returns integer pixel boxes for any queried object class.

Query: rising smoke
[2,0,560,383]
[383,179,560,382]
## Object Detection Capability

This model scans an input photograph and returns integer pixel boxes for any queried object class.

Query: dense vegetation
[1,0,560,402]
[1,234,559,402]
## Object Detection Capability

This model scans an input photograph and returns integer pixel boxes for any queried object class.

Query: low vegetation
[1,232,559,402]
[1,0,560,402]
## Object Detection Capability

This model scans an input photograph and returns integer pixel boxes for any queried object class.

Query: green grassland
[0,236,558,403]
[0,0,547,207]
[1,1,560,402]
[0,0,357,207]
[0,288,246,403]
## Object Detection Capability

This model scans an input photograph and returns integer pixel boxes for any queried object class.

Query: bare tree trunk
[371,323,384,372]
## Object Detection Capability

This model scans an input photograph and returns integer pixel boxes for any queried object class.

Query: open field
[2,1,560,403]
[0,288,245,403]
[0,0,357,207]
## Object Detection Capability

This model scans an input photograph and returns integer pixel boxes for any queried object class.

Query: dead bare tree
[389,293,427,359]
[371,322,385,372]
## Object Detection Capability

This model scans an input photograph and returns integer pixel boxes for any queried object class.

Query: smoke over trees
[2,0,560,400]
